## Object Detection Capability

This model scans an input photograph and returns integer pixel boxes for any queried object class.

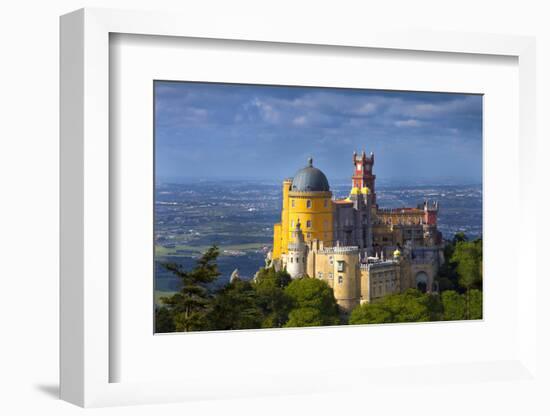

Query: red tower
[423,200,439,225]
[352,150,376,204]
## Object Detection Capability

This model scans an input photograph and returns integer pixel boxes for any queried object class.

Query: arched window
[306,220,312,228]
[306,200,312,209]
[415,272,429,293]
[291,199,295,208]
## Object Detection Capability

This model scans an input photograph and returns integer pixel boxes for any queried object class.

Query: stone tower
[286,220,307,279]
[352,150,377,206]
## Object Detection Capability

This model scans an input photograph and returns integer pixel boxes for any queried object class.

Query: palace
[269,152,444,313]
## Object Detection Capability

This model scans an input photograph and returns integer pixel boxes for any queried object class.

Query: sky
[155,81,482,184]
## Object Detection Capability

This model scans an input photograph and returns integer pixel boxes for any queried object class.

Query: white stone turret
[229,268,240,283]
[286,220,307,279]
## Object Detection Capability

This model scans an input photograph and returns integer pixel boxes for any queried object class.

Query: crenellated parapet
[317,245,359,255]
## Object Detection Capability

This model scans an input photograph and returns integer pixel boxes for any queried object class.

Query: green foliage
[285,307,324,327]
[206,279,264,330]
[349,301,393,324]
[349,289,433,325]
[154,307,175,333]
[156,243,483,332]
[440,289,482,320]
[253,268,292,328]
[435,233,463,292]
[441,290,466,321]
[452,232,467,245]
[254,267,292,289]
[284,278,340,326]
[161,245,221,332]
[425,292,444,321]
[452,239,482,291]
[436,234,483,294]
[466,289,483,320]
[436,275,456,293]
[350,287,481,325]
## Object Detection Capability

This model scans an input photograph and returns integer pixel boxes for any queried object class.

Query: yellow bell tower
[272,178,292,259]
[272,158,333,259]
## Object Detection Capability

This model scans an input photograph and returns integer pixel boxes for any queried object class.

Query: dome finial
[307,157,313,167]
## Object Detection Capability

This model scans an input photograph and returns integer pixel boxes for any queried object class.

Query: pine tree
[161,245,221,332]
[206,280,264,330]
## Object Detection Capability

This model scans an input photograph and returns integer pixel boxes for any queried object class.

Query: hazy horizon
[156,174,483,187]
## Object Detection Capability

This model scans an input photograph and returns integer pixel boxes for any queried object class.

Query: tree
[253,268,292,328]
[285,307,324,327]
[349,301,392,324]
[154,306,175,333]
[161,245,221,332]
[466,289,482,320]
[452,240,482,291]
[441,290,466,321]
[206,279,264,330]
[452,239,482,318]
[425,292,444,322]
[435,232,467,292]
[254,267,292,289]
[284,278,340,326]
[349,289,433,325]
[452,232,467,245]
[436,276,456,292]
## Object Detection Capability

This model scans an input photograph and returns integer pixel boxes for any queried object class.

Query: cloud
[154,81,482,180]
[394,119,423,128]
[354,102,378,115]
[250,98,280,124]
[293,115,307,126]
[187,107,208,121]
[393,95,481,120]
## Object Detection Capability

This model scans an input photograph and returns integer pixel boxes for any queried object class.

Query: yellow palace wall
[272,184,334,259]
[272,223,282,259]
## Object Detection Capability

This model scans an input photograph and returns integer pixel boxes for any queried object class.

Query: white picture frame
[60,7,538,408]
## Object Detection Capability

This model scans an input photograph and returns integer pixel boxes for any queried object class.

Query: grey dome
[291,158,330,192]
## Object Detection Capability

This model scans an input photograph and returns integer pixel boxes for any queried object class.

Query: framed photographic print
[60,7,538,408]
[152,81,483,334]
